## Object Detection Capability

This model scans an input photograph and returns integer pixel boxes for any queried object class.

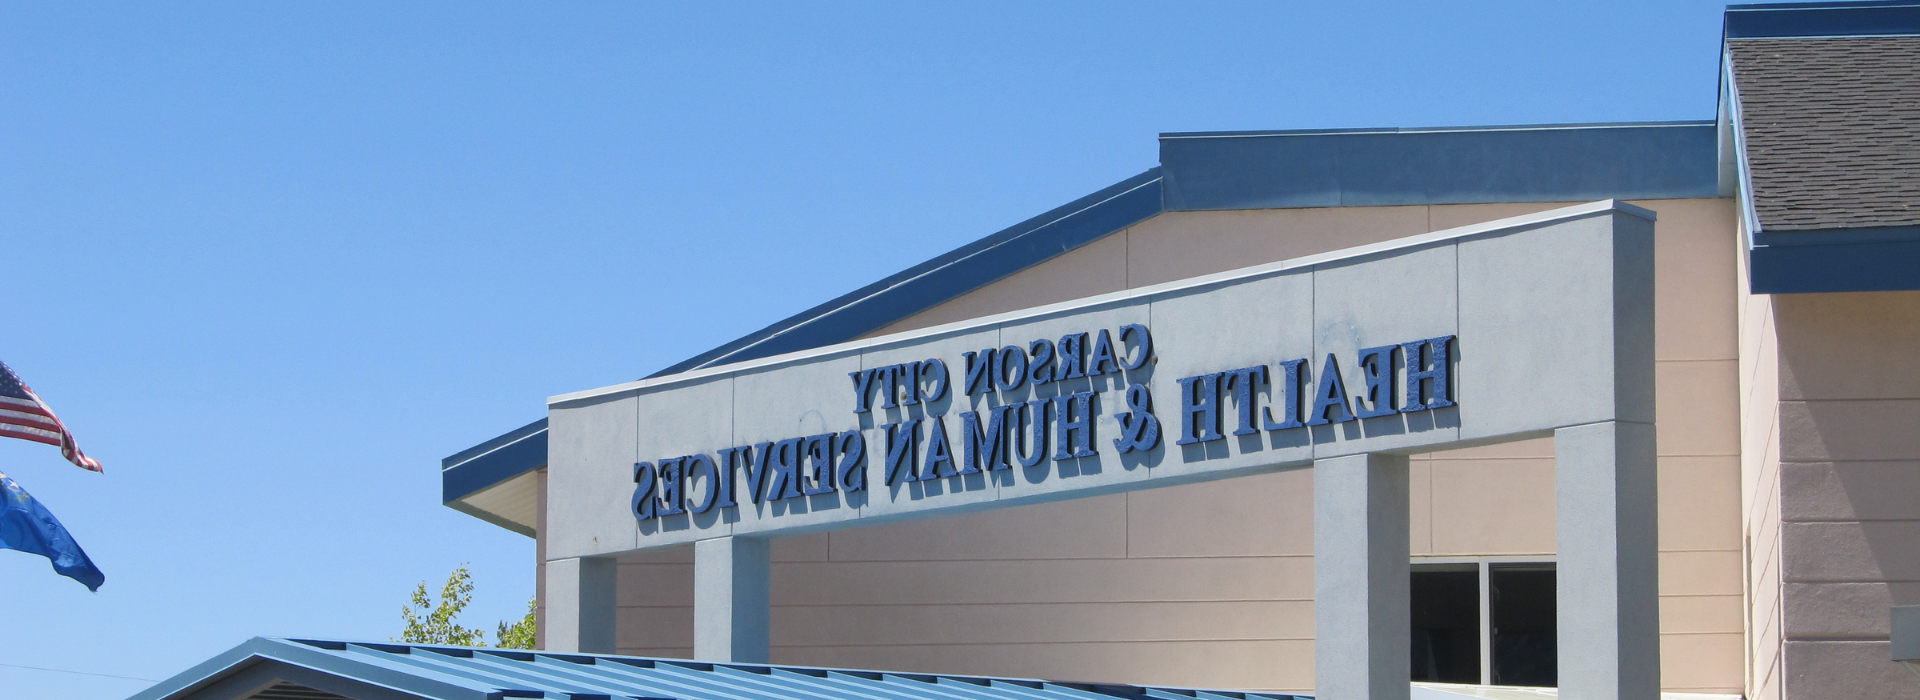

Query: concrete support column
[694,535,771,663]
[1555,421,1660,700]
[1314,452,1411,700]
[543,556,617,653]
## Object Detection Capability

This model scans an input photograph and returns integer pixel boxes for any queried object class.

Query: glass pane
[1489,565,1556,687]
[1410,569,1480,683]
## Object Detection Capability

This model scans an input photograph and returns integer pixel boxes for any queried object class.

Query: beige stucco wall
[1763,291,1920,700]
[596,198,1745,694]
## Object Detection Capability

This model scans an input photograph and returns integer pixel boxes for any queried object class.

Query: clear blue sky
[2,2,1747,697]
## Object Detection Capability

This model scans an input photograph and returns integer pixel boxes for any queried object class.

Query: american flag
[0,361,101,472]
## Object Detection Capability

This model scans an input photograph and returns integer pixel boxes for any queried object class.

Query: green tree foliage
[396,565,489,647]
[496,596,537,649]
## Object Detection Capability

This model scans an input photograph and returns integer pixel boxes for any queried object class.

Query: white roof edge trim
[441,426,545,472]
[550,199,1653,408]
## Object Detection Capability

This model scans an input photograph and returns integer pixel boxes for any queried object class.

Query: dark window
[1489,564,1556,687]
[1409,562,1558,688]
[1410,566,1480,683]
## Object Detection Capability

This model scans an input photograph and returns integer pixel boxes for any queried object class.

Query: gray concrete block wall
[1767,291,1920,700]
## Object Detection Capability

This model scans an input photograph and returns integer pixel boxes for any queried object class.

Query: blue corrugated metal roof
[131,638,1309,700]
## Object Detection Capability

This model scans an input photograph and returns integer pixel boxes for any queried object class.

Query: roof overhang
[440,418,546,537]
[1721,1,1920,294]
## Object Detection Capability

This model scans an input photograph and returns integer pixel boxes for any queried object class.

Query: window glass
[1410,566,1479,683]
[1489,564,1556,687]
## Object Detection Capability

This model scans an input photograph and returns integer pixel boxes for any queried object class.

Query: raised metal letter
[1085,329,1119,376]
[1224,365,1267,436]
[1263,359,1307,430]
[1401,335,1455,411]
[1015,398,1049,468]
[631,461,657,520]
[1175,372,1226,445]
[685,453,719,515]
[1112,383,1161,453]
[1308,355,1356,425]
[922,416,956,479]
[1053,391,1097,460]
[994,346,1028,392]
[962,404,1013,473]
[1118,324,1153,371]
[850,370,875,414]
[836,431,866,491]
[1355,345,1398,419]
[883,420,921,486]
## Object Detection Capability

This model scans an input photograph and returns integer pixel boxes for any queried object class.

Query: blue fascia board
[1158,119,1713,139]
[441,172,1164,516]
[442,417,547,505]
[650,169,1165,377]
[1749,226,1920,293]
[1159,122,1720,212]
[1726,1,1920,39]
[444,416,549,469]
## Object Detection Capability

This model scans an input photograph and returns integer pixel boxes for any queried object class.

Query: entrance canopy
[542,200,1661,700]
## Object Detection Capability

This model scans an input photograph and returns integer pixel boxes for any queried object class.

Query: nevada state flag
[0,472,103,591]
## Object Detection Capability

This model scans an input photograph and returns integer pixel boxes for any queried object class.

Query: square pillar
[1555,420,1660,700]
[695,535,771,663]
[1314,452,1411,700]
[543,556,617,653]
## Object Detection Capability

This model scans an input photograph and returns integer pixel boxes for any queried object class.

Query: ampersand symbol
[1112,383,1161,454]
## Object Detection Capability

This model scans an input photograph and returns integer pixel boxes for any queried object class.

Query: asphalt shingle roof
[1729,36,1920,232]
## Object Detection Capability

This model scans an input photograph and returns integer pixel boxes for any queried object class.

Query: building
[134,2,1920,699]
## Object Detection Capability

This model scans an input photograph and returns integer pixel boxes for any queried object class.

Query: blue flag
[0,472,104,591]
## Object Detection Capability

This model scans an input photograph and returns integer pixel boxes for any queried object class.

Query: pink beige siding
[1739,224,1786,700]
[1768,291,1920,700]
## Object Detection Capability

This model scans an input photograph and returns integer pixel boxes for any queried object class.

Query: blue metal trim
[442,173,1163,513]
[1159,122,1719,212]
[441,417,548,505]
[652,169,1165,377]
[129,638,488,700]
[1726,1,1920,39]
[130,638,1310,700]
[1722,47,1765,251]
[444,417,549,469]
[1749,229,1920,293]
[1159,120,1714,139]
